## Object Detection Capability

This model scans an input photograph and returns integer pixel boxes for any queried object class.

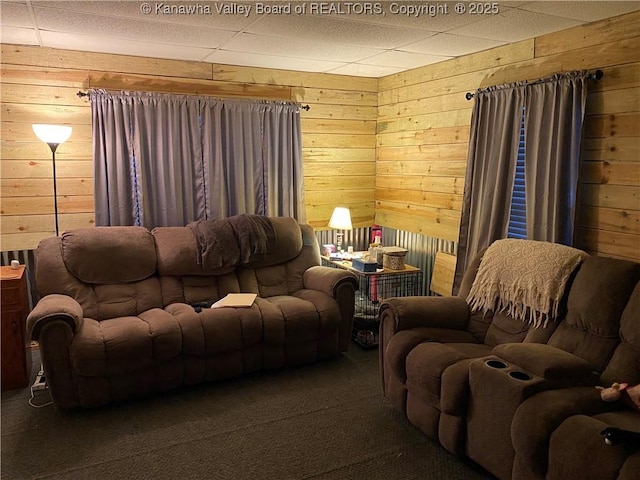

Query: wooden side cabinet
[1,265,32,390]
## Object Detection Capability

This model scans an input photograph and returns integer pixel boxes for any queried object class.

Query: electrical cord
[28,363,52,408]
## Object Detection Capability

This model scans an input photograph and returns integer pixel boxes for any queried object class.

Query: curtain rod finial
[466,92,474,101]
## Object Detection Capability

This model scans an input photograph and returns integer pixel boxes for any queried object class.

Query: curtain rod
[76,91,310,110]
[464,69,604,101]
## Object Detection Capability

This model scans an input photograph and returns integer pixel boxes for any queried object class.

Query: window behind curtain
[454,71,591,293]
[507,110,526,239]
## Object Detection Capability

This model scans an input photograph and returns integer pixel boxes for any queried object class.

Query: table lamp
[328,207,352,252]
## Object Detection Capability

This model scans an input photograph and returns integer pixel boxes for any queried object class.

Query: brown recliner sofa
[379,239,640,480]
[28,215,358,410]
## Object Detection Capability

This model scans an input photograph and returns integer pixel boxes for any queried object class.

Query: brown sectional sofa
[379,242,640,480]
[27,215,358,410]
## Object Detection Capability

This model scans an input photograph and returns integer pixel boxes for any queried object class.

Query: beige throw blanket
[466,239,588,328]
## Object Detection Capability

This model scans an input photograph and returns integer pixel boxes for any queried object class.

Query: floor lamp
[32,124,72,236]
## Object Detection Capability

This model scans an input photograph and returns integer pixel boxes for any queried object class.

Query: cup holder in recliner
[508,370,532,381]
[485,359,508,369]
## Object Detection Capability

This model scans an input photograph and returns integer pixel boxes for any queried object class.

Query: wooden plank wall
[0,45,377,251]
[376,11,640,262]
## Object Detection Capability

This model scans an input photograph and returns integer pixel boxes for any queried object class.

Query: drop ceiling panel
[0,1,33,28]
[204,49,346,73]
[328,63,405,77]
[447,8,583,41]
[223,32,382,62]
[31,0,260,29]
[519,1,640,22]
[361,49,453,68]
[336,5,499,32]
[39,30,216,62]
[0,26,40,45]
[34,6,237,48]
[246,14,434,49]
[402,33,507,56]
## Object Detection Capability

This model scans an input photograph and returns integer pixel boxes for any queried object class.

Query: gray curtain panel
[90,91,136,226]
[524,73,588,243]
[131,93,205,227]
[454,72,590,293]
[201,100,266,219]
[90,91,305,229]
[454,82,526,292]
[262,102,306,222]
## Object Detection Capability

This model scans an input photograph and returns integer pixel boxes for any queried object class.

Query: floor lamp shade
[32,124,72,148]
[32,124,72,236]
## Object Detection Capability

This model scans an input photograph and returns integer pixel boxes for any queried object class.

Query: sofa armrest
[303,266,358,352]
[379,296,470,332]
[493,343,598,385]
[27,294,84,342]
[303,265,358,297]
[512,386,622,480]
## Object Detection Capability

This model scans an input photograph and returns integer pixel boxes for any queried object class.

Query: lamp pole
[47,143,60,236]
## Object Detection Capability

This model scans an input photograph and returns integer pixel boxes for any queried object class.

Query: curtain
[91,92,136,226]
[454,83,526,292]
[262,102,305,221]
[453,72,590,293]
[131,93,205,227]
[90,91,305,229]
[524,73,588,243]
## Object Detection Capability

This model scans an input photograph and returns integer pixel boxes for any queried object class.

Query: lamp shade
[328,207,352,230]
[32,124,72,145]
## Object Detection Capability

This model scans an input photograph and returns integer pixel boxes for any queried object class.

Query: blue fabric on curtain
[90,91,305,228]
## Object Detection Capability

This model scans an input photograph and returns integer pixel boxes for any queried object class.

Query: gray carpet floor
[1,347,494,480]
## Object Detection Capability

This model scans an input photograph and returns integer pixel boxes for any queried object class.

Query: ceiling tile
[402,33,507,56]
[31,1,260,30]
[446,7,583,41]
[223,32,382,62]
[362,50,452,69]
[203,49,346,73]
[246,14,433,49]
[519,1,640,22]
[327,63,403,77]
[336,4,499,33]
[0,1,33,27]
[34,5,236,48]
[0,26,40,45]
[39,31,215,61]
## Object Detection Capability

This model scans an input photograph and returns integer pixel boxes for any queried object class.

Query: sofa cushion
[62,227,156,284]
[406,342,493,407]
[153,227,236,277]
[70,309,182,376]
[243,217,304,268]
[601,282,640,386]
[153,217,304,276]
[548,256,640,372]
[386,328,480,384]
